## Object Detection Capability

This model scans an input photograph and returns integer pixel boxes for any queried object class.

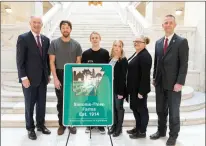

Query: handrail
[42,2,73,38]
[114,2,150,36]
[126,5,151,36]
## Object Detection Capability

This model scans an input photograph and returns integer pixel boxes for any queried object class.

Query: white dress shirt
[164,33,174,47]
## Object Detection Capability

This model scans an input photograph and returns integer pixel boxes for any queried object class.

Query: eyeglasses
[133,41,145,44]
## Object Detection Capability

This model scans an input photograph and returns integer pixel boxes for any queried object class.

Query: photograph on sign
[72,67,104,96]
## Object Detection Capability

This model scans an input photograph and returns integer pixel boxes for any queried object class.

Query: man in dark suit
[16,16,51,140]
[150,14,189,146]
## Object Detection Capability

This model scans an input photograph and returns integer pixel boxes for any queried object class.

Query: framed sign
[63,64,113,126]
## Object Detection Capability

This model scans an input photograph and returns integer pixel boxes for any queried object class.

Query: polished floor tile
[1,125,205,146]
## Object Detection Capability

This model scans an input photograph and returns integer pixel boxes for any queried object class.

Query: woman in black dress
[126,35,152,139]
[107,40,128,137]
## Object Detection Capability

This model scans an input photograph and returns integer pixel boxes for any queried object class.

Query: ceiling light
[175,9,183,15]
[5,7,12,13]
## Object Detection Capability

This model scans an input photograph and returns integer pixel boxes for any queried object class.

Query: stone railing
[1,2,73,50]
[126,4,151,36]
[114,2,150,36]
[1,24,30,51]
[113,2,128,24]
[42,2,73,38]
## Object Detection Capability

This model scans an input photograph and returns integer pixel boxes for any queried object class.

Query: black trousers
[155,85,181,138]
[112,94,124,129]
[22,75,47,131]
[55,69,65,126]
[131,94,149,133]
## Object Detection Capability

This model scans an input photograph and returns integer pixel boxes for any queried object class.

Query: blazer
[153,33,189,90]
[127,49,152,110]
[127,49,152,96]
[111,57,128,98]
[16,31,50,86]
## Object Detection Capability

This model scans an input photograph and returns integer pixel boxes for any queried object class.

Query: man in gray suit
[150,14,189,146]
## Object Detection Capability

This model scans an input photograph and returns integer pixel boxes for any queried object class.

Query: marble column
[184,2,205,91]
[145,2,154,24]
[31,1,43,16]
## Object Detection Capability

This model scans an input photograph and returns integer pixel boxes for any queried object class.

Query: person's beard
[62,32,70,38]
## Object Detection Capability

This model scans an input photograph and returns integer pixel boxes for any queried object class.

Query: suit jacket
[127,49,152,96]
[153,33,189,90]
[16,31,50,86]
[127,49,152,109]
[111,57,128,98]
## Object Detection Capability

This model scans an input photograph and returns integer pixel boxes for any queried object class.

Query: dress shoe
[28,130,37,140]
[126,127,137,135]
[129,132,146,139]
[108,125,116,135]
[37,126,51,134]
[112,129,122,137]
[166,136,176,146]
[150,131,166,140]
[57,126,66,135]
[98,127,106,134]
[68,126,77,134]
[85,127,94,133]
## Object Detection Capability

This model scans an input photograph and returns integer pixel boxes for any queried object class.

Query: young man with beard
[48,20,82,135]
[81,31,110,134]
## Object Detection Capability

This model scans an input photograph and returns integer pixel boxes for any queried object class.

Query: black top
[127,49,152,96]
[112,57,128,97]
[81,48,110,63]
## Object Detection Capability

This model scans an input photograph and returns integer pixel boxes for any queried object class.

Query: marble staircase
[1,80,205,127]
[1,2,205,128]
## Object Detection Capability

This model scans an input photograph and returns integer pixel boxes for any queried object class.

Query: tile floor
[1,125,205,146]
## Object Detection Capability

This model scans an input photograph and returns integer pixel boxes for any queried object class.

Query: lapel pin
[173,40,175,43]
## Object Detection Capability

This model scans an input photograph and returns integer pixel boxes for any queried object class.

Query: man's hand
[54,78,61,90]
[117,95,124,99]
[173,83,183,92]
[22,79,30,88]
[137,93,143,99]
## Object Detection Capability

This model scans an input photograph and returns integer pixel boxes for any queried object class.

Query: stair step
[70,25,130,28]
[1,83,194,102]
[3,81,156,92]
[1,108,205,127]
[54,31,135,35]
[1,92,204,114]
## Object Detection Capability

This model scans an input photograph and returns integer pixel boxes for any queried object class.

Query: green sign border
[63,63,113,126]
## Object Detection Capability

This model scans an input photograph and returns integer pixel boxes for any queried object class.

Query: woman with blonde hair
[108,40,128,137]
[126,35,152,139]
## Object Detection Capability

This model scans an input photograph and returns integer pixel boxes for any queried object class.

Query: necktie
[36,35,42,56]
[163,38,168,54]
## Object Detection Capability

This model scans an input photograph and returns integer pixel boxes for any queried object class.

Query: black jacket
[16,31,50,86]
[127,49,152,96]
[127,49,152,109]
[111,57,128,98]
[153,33,189,90]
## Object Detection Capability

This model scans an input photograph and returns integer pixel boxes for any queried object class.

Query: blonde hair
[90,31,101,40]
[135,35,150,45]
[110,40,125,59]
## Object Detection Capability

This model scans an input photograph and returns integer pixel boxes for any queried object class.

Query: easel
[65,126,113,146]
